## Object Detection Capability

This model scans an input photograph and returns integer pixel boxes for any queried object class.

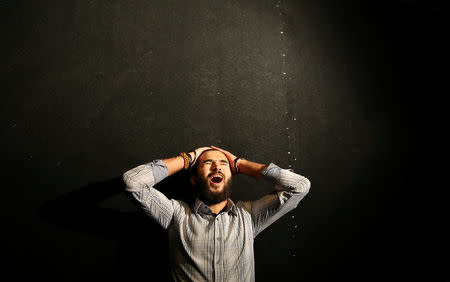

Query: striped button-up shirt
[123,159,310,282]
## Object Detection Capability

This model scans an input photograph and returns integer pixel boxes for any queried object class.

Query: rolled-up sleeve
[122,159,178,229]
[249,163,311,238]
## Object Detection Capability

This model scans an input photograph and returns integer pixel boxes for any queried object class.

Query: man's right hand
[163,147,211,176]
[188,147,211,168]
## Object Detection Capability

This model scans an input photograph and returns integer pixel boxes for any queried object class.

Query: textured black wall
[2,0,447,281]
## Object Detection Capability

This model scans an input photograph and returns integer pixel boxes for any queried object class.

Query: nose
[210,161,222,172]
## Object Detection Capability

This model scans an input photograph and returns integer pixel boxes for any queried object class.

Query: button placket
[214,215,222,278]
[216,216,221,240]
[214,216,220,281]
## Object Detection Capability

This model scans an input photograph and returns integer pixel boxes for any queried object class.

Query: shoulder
[170,199,194,217]
[234,200,253,216]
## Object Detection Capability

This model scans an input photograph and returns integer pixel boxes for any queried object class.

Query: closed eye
[203,159,229,165]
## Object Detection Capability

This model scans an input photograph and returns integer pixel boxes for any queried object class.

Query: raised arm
[249,163,310,237]
[210,145,311,238]
[122,147,210,229]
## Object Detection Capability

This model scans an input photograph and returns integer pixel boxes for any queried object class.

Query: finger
[211,147,236,173]
[194,147,212,163]
[211,146,231,159]
[192,148,204,163]
[210,145,226,152]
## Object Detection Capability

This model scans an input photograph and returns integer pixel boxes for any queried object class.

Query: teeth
[210,174,223,179]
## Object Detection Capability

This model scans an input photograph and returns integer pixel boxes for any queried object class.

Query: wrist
[177,152,191,170]
[234,157,245,174]
[188,151,196,165]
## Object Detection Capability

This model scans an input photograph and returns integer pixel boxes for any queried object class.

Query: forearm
[247,163,310,237]
[237,159,269,179]
[122,159,177,230]
[162,150,198,176]
[162,156,185,176]
[256,162,311,194]
[123,155,186,191]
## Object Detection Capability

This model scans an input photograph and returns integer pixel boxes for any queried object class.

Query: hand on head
[187,146,238,174]
[188,147,211,168]
[209,145,238,174]
[188,145,239,174]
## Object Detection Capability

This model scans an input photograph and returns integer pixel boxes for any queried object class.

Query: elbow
[122,164,155,193]
[122,171,144,205]
[294,176,311,196]
[122,170,140,192]
[122,172,129,190]
[122,172,132,192]
[304,177,311,194]
[280,169,311,195]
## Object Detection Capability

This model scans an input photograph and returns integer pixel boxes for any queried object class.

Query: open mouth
[209,173,224,184]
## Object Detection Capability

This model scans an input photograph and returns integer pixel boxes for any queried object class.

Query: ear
[190,175,196,186]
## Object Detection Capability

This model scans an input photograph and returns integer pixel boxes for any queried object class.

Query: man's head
[190,149,233,205]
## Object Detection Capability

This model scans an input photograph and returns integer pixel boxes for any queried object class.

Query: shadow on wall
[39,170,196,281]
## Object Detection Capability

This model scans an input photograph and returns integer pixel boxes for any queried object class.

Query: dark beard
[195,175,232,205]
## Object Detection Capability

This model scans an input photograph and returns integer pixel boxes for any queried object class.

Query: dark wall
[2,0,447,281]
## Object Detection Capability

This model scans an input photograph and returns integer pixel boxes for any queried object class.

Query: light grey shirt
[123,159,310,282]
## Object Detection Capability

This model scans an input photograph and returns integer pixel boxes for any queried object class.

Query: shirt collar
[193,197,238,216]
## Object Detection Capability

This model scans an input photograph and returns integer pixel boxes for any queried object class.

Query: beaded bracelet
[178,152,190,170]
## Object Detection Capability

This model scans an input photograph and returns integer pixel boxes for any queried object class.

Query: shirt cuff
[145,159,169,183]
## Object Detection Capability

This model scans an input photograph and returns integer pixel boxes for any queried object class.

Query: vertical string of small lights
[277,0,299,259]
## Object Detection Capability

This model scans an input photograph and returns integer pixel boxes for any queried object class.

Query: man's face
[191,150,233,205]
